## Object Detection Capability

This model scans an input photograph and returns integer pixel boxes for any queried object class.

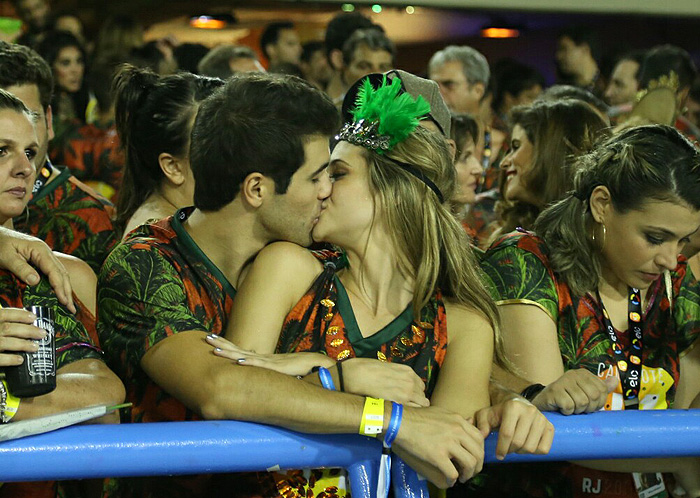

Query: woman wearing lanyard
[476,125,700,497]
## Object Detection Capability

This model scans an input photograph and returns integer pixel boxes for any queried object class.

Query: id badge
[632,472,667,498]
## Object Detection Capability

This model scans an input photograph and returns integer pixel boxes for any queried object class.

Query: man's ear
[46,105,54,141]
[240,172,269,208]
[589,185,613,224]
[472,82,486,101]
[158,153,187,186]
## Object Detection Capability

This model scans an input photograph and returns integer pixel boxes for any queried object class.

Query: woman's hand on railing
[474,396,554,460]
[532,368,617,415]
[206,334,334,376]
[341,358,429,407]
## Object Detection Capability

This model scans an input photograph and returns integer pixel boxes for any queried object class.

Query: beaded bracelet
[383,402,403,448]
[359,397,385,437]
[0,379,20,423]
[317,366,336,391]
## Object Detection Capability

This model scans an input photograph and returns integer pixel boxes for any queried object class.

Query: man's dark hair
[491,59,545,113]
[174,43,210,74]
[558,25,601,62]
[638,44,698,90]
[616,50,646,72]
[342,28,395,66]
[260,21,294,59]
[324,12,377,60]
[301,41,324,64]
[191,73,340,211]
[268,61,303,78]
[0,87,34,118]
[0,41,53,109]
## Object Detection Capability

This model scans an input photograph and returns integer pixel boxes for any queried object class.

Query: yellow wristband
[359,397,384,437]
[0,380,20,423]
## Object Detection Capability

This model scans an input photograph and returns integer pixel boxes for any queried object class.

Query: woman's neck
[341,236,414,317]
[597,265,628,300]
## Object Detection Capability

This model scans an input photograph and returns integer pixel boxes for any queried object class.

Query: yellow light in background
[371,4,382,13]
[341,3,355,12]
[189,16,226,29]
[480,27,520,38]
[406,6,415,14]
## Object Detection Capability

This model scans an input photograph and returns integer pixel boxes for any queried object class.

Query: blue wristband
[383,402,403,448]
[318,366,336,391]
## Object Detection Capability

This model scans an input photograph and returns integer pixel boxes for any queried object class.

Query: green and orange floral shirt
[249,248,448,498]
[98,207,235,425]
[0,270,102,375]
[278,248,447,395]
[0,270,102,498]
[13,164,119,274]
[471,230,700,498]
[97,207,236,498]
[49,122,124,201]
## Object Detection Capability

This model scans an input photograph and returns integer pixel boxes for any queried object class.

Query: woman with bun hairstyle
[113,64,223,235]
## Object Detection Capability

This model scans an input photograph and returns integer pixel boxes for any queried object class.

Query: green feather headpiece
[336,76,431,154]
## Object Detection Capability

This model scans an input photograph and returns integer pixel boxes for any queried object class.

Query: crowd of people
[1,0,700,497]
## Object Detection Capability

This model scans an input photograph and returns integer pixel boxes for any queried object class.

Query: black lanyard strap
[32,163,52,195]
[596,287,643,405]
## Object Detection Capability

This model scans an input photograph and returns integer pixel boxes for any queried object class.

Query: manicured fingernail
[27,274,39,285]
[237,358,246,363]
[214,347,222,352]
[207,333,219,340]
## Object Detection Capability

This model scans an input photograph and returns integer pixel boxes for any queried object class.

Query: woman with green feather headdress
[206,75,513,496]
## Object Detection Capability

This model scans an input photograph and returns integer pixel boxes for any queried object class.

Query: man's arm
[12,358,126,424]
[143,330,485,488]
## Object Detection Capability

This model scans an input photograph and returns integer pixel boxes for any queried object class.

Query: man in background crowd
[260,21,302,67]
[555,25,605,97]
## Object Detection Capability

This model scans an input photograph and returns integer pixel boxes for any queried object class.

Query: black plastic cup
[5,306,56,397]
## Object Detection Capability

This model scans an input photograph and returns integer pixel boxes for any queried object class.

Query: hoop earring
[591,221,607,251]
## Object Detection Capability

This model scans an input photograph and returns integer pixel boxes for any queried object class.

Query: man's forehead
[4,84,42,110]
[353,45,390,60]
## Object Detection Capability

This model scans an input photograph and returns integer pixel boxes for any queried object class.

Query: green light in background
[405,6,415,14]
[341,3,355,12]
[371,4,382,13]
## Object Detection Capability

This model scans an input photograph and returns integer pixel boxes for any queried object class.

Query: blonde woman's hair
[360,125,507,368]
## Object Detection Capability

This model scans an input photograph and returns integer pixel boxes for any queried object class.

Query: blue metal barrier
[1,410,700,497]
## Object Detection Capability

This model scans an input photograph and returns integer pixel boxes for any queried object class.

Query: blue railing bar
[1,409,699,487]
[487,409,700,463]
[0,420,382,485]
